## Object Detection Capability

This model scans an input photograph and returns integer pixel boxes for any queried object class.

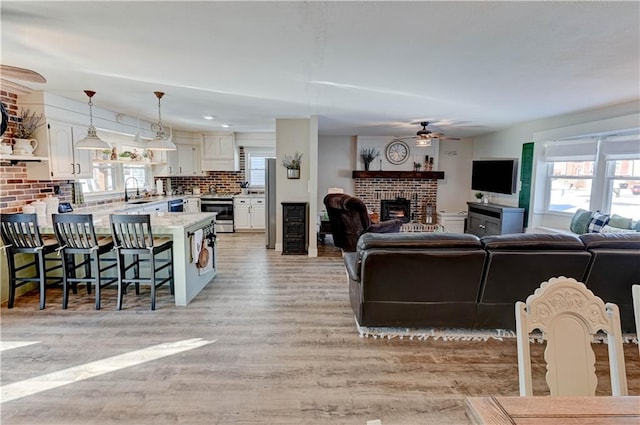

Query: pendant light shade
[147,91,177,151]
[75,90,111,150]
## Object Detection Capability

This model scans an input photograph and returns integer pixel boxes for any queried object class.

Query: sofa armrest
[343,252,360,282]
[367,219,403,234]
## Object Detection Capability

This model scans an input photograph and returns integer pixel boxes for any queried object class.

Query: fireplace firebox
[381,199,411,223]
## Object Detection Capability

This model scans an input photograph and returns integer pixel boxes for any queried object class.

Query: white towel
[191,229,203,263]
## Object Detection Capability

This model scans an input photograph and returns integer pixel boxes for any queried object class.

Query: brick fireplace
[352,171,443,223]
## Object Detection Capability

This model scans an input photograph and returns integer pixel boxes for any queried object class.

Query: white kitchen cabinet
[186,198,201,213]
[234,196,265,230]
[201,133,239,171]
[26,121,93,180]
[250,198,265,229]
[155,144,202,176]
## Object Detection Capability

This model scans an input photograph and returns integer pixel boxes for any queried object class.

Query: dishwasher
[168,199,184,212]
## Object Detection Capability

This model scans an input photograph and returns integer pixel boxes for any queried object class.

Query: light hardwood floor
[1,233,639,424]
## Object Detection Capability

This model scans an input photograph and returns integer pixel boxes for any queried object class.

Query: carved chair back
[515,276,627,396]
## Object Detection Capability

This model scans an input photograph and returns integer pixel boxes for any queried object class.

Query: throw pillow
[608,214,633,229]
[634,220,640,232]
[588,212,610,233]
[600,225,636,234]
[569,209,593,234]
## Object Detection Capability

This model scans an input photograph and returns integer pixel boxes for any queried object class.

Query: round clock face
[385,140,410,165]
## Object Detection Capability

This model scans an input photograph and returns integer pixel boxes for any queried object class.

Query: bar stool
[110,214,174,310]
[51,213,117,310]
[0,213,63,309]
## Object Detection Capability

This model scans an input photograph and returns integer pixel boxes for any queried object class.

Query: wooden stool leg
[62,253,70,309]
[150,254,157,311]
[169,248,175,296]
[37,251,46,310]
[6,251,17,308]
[91,252,101,310]
[116,250,125,311]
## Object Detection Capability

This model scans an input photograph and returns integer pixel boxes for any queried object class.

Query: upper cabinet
[153,144,203,177]
[201,133,239,171]
[26,120,93,180]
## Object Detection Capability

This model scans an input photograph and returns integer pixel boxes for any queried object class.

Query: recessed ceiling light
[203,115,215,120]
[221,124,231,128]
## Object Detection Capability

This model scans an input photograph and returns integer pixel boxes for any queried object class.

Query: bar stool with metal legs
[0,213,63,309]
[109,214,174,310]
[51,213,117,310]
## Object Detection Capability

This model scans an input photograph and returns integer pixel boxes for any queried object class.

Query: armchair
[323,193,403,252]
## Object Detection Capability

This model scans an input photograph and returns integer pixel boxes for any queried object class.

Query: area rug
[355,319,639,344]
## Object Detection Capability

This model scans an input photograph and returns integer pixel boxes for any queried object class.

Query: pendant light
[75,90,111,150]
[147,91,177,151]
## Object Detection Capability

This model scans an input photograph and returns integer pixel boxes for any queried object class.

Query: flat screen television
[471,159,518,194]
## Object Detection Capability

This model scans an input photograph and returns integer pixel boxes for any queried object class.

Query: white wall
[473,100,640,228]
[275,118,317,255]
[317,135,355,213]
[436,138,474,212]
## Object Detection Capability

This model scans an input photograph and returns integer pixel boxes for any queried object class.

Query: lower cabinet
[465,202,525,237]
[234,196,265,230]
[282,202,308,255]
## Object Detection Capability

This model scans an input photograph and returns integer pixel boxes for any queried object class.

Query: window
[245,148,275,188]
[123,164,150,190]
[607,159,640,218]
[547,161,594,213]
[542,132,639,220]
[79,162,116,194]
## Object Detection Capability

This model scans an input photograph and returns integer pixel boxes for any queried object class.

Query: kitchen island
[38,205,217,307]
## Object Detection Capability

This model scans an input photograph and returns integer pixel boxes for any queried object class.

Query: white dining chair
[515,276,628,396]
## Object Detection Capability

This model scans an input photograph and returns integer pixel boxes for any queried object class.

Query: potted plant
[13,109,45,155]
[360,147,380,171]
[101,149,112,160]
[475,192,484,203]
[282,152,302,179]
[119,151,132,161]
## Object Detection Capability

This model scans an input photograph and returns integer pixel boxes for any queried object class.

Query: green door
[519,142,534,227]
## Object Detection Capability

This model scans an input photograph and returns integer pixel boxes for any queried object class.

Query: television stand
[465,202,524,237]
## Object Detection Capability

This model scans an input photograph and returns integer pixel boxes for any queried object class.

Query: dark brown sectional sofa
[343,232,640,332]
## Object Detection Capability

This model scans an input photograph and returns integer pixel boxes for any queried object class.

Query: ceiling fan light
[416,138,432,147]
[76,90,110,150]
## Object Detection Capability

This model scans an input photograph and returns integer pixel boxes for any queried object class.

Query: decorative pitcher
[13,138,38,156]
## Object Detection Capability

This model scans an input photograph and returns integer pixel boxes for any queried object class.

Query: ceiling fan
[396,121,460,146]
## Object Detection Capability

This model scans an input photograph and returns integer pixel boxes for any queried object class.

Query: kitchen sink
[128,200,152,205]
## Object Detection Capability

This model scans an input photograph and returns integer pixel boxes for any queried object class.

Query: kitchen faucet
[124,177,140,202]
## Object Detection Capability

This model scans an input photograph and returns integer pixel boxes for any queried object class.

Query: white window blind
[602,133,640,160]
[544,138,598,161]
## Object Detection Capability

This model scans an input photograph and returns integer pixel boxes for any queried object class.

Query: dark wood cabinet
[466,202,524,237]
[282,202,308,254]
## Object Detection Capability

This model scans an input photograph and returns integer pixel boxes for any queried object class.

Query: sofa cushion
[579,232,640,249]
[481,233,585,250]
[608,214,633,230]
[569,208,593,234]
[356,232,482,251]
[635,220,640,232]
[587,212,609,233]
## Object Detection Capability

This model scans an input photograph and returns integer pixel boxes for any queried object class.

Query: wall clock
[385,140,410,165]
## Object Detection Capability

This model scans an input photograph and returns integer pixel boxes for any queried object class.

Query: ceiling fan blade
[0,65,46,83]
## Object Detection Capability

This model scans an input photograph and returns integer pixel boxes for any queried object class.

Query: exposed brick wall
[354,178,438,223]
[169,147,247,195]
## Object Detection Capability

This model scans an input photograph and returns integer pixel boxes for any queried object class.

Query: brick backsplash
[169,147,247,195]
[354,178,438,223]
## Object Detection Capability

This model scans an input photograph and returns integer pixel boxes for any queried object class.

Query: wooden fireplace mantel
[352,170,445,179]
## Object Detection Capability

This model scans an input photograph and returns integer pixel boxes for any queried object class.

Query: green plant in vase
[475,192,484,203]
[282,152,302,179]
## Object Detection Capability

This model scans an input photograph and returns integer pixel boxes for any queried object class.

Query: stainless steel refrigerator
[265,158,277,249]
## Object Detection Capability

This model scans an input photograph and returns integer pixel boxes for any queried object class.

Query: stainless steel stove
[201,194,234,233]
